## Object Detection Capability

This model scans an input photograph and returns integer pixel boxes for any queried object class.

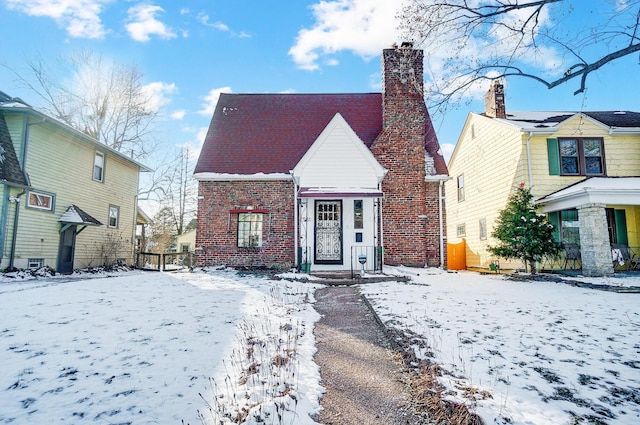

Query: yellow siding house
[446,82,640,276]
[0,91,150,273]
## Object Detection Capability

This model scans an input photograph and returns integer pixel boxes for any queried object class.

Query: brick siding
[371,47,442,267]
[196,180,295,268]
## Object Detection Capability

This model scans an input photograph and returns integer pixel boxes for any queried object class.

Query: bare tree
[139,146,197,236]
[399,0,640,113]
[8,50,158,159]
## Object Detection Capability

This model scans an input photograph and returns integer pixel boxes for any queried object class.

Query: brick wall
[195,180,295,268]
[372,46,441,267]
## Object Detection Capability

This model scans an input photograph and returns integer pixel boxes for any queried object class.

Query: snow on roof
[58,205,103,226]
[536,177,640,211]
[495,111,640,133]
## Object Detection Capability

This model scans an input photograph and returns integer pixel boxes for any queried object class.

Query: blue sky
[0,0,638,167]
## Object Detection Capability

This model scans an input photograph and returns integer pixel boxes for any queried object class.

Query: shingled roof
[195,93,448,176]
[498,111,640,131]
[0,111,28,187]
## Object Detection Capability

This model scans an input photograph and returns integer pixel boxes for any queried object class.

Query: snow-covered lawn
[2,266,640,424]
[0,268,323,424]
[362,267,640,425]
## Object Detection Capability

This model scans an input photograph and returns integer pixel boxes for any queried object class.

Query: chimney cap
[400,41,414,49]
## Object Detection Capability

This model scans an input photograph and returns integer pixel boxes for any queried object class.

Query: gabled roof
[0,90,152,172]
[0,111,28,187]
[495,111,640,133]
[58,204,102,226]
[195,93,383,176]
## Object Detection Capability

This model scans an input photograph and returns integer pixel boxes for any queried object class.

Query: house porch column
[577,203,614,277]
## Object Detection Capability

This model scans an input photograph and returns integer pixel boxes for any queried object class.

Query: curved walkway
[313,286,431,424]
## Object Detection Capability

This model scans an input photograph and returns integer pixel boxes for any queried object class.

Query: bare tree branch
[399,0,640,113]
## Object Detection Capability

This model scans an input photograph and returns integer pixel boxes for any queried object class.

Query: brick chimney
[371,43,431,267]
[484,80,506,119]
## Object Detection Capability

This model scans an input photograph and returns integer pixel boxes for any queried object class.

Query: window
[108,205,119,228]
[180,243,190,252]
[354,200,363,229]
[93,151,105,182]
[28,258,44,270]
[560,209,580,245]
[457,224,466,237]
[559,138,605,176]
[238,213,263,247]
[479,218,487,240]
[457,175,465,202]
[26,190,54,211]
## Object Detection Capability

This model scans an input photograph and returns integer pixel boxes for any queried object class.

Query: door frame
[314,200,343,264]
[57,224,77,274]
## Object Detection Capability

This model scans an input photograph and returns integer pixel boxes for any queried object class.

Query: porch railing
[350,246,382,277]
[540,245,640,272]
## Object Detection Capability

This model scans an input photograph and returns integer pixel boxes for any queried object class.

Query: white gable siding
[294,114,384,189]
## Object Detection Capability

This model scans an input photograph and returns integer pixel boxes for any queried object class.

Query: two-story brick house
[194,44,449,272]
[446,81,640,276]
[0,91,150,273]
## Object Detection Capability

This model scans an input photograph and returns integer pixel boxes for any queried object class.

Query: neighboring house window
[181,243,190,252]
[556,138,605,176]
[479,218,487,240]
[457,175,465,202]
[238,213,263,248]
[354,200,363,229]
[549,210,581,245]
[93,151,105,182]
[108,205,120,228]
[28,258,44,269]
[457,224,466,237]
[26,190,54,211]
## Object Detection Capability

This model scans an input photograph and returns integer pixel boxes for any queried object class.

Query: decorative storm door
[315,200,343,264]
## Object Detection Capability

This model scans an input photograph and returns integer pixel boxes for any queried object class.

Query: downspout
[439,179,445,269]
[8,113,39,270]
[378,193,384,273]
[290,171,299,267]
[526,131,534,197]
[8,189,26,270]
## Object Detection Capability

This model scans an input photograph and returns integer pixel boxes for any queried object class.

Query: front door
[57,225,77,274]
[315,200,342,264]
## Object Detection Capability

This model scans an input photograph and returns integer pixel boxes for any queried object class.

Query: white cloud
[125,4,176,42]
[197,12,250,38]
[171,110,186,120]
[198,87,232,116]
[5,0,111,39]
[140,81,176,113]
[440,143,455,165]
[289,0,405,70]
[199,13,229,31]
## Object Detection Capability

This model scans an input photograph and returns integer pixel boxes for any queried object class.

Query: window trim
[26,190,55,212]
[479,218,487,241]
[354,199,363,229]
[93,151,105,182]
[237,212,264,248]
[457,174,465,202]
[108,205,120,228]
[558,137,606,176]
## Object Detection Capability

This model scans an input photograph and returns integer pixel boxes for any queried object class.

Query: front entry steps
[306,271,410,285]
